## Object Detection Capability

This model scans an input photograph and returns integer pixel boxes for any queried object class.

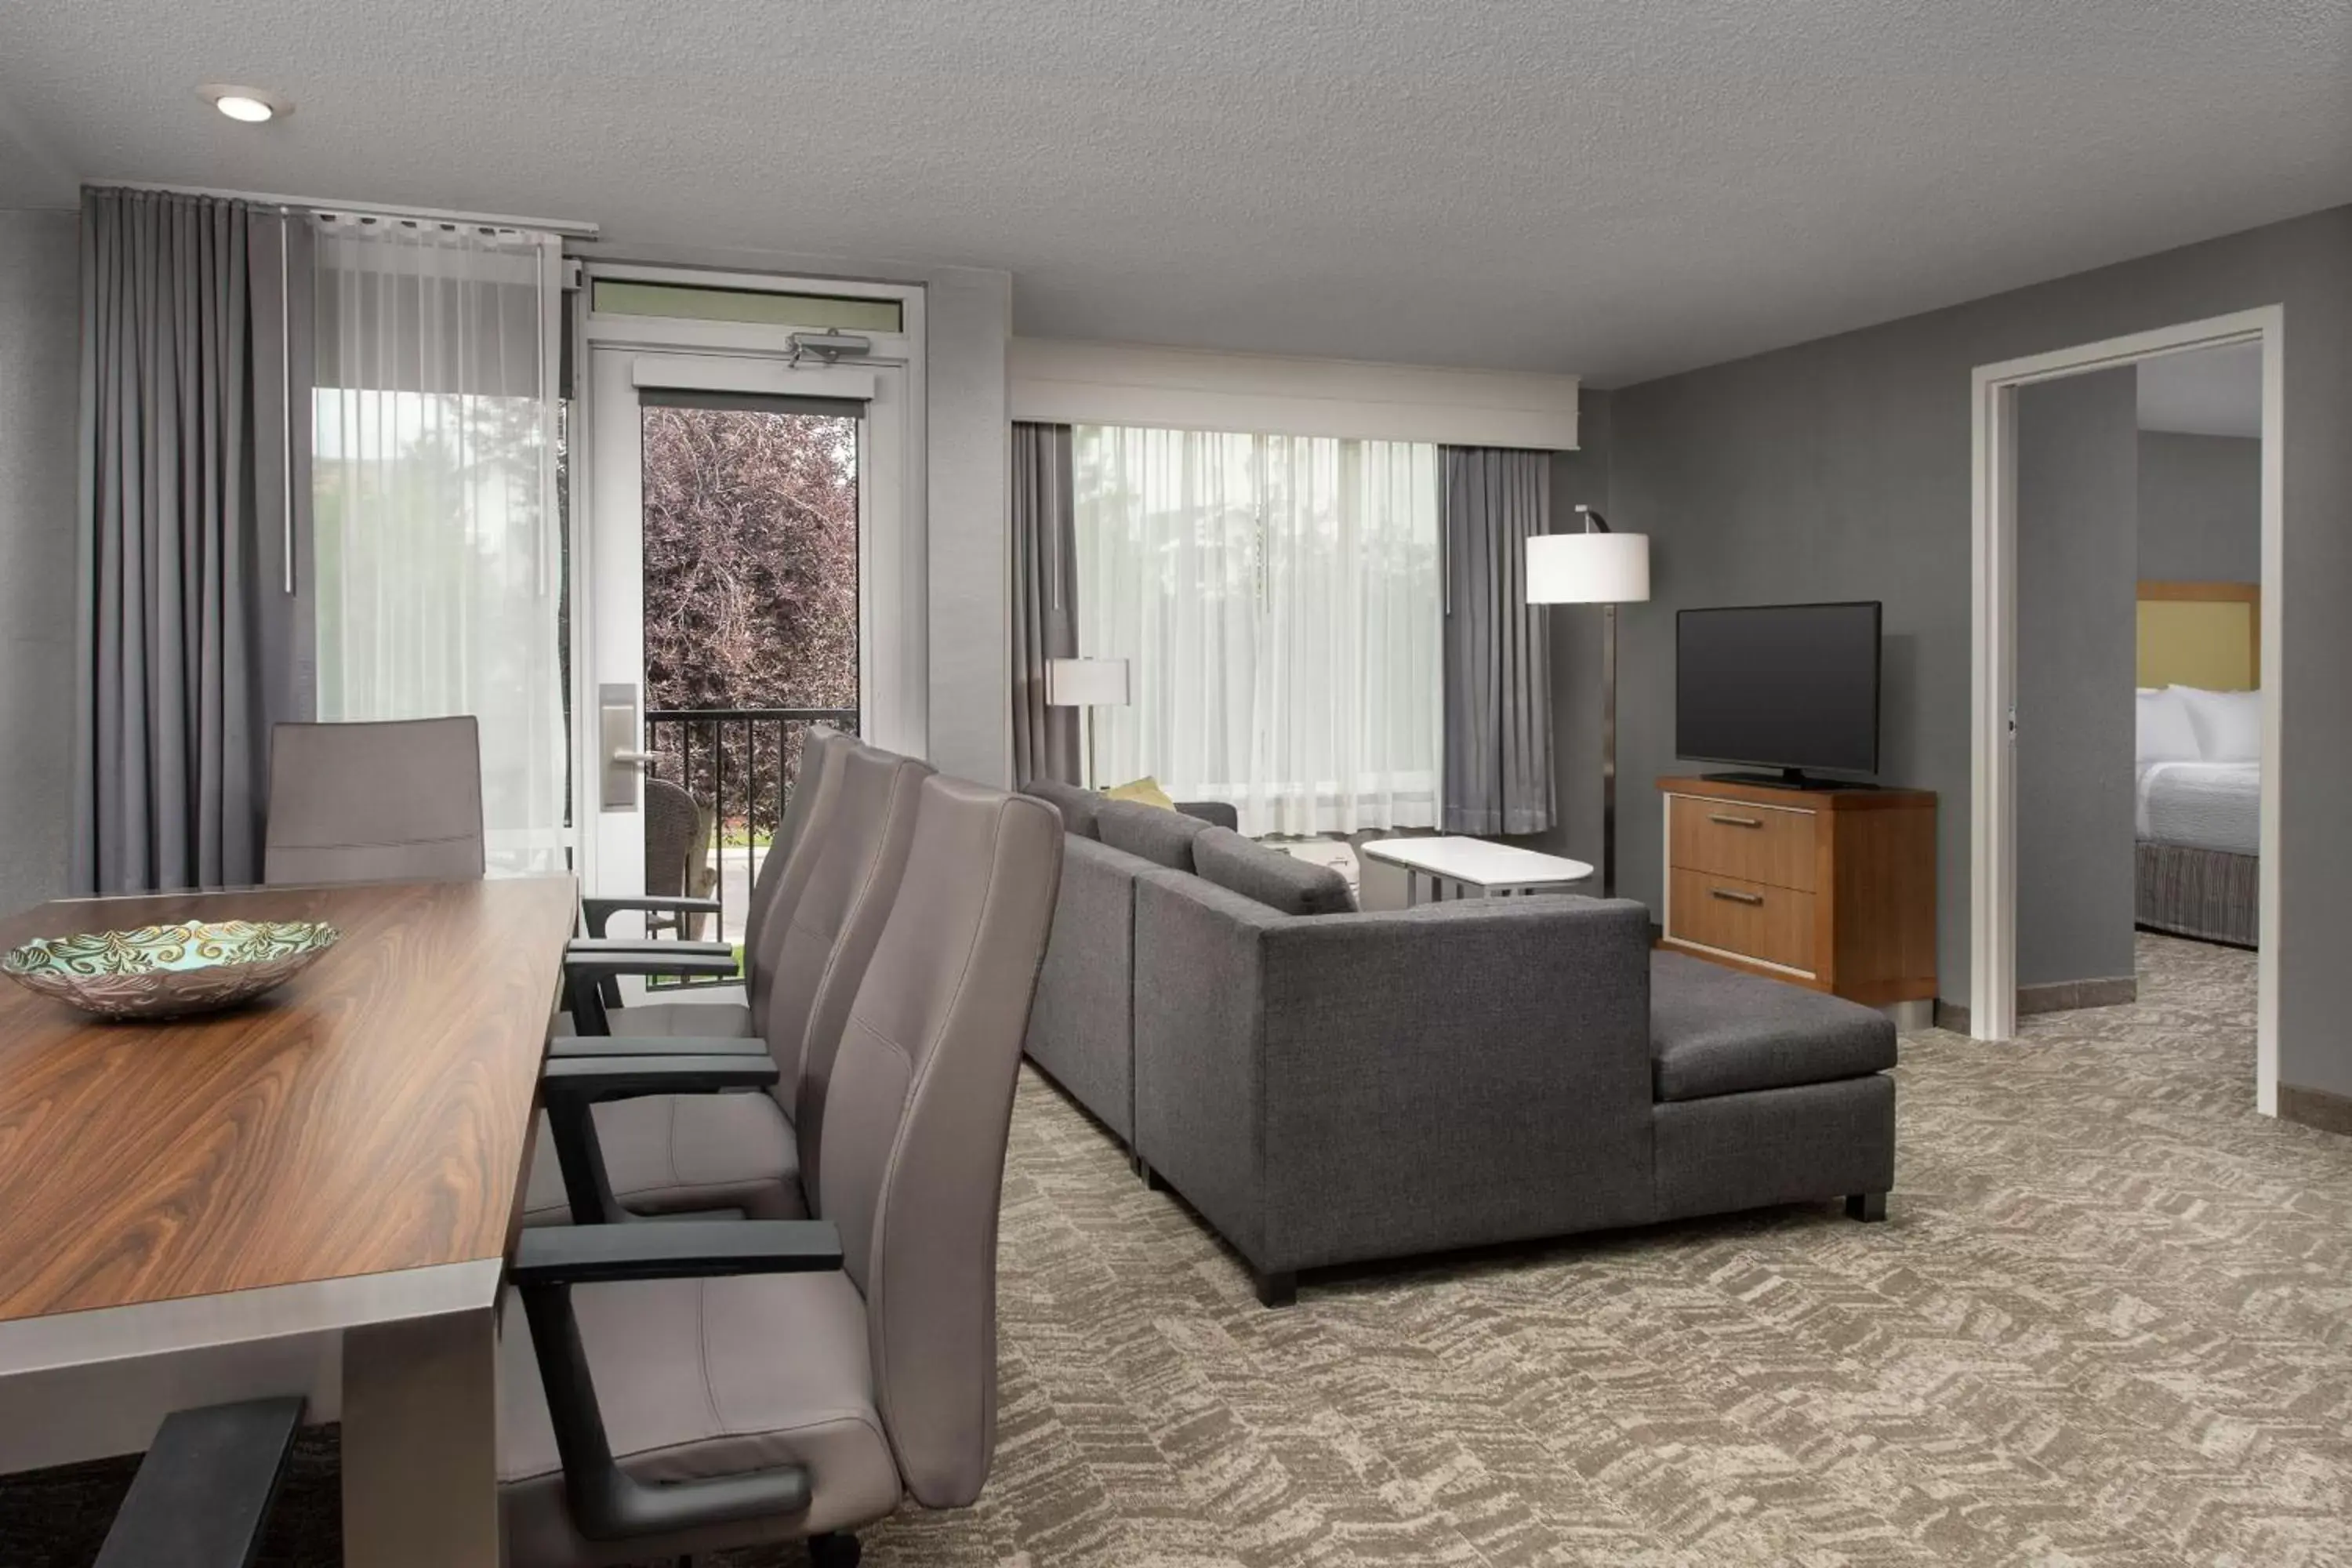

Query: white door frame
[569,263,927,906]
[1969,305,2284,1114]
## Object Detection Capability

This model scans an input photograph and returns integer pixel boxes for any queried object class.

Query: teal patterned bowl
[2,920,341,1022]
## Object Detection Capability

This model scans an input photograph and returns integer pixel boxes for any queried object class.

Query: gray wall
[2137,430,2260,583]
[2015,369,2138,989]
[0,207,78,916]
[921,265,1015,785]
[1599,204,2352,1099]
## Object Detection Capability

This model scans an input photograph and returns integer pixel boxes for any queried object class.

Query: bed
[2134,581,2260,947]
[2135,760,2259,946]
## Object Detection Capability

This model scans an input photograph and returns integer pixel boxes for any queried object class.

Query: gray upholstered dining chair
[497,775,1063,1568]
[526,739,932,1227]
[562,724,858,1040]
[263,717,487,884]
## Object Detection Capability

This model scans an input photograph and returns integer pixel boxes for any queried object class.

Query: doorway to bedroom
[1971,309,2281,1116]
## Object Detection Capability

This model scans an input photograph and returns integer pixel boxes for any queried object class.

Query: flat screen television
[1675,601,1882,786]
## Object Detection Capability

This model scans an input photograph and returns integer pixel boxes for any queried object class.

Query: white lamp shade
[1045,656,1131,707]
[1526,532,1650,604]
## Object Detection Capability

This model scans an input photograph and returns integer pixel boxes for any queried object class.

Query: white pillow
[2172,685,2262,761]
[2136,687,2200,764]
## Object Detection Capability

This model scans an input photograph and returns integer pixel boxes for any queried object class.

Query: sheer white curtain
[1074,426,1441,836]
[310,217,567,873]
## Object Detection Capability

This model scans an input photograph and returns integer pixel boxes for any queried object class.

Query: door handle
[1709,887,1765,906]
[1708,813,1764,829]
[600,684,644,811]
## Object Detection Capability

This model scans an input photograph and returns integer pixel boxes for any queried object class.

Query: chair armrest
[561,947,742,1036]
[513,1228,832,1540]
[548,1033,768,1058]
[542,1053,779,1098]
[567,935,735,959]
[581,895,724,938]
[513,1220,843,1286]
[95,1397,304,1568]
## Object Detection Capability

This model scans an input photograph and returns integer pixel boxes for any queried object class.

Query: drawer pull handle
[1709,887,1766,906]
[1708,813,1765,829]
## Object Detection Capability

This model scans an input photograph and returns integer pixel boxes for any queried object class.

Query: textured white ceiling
[2137,342,2263,438]
[3,1,2349,384]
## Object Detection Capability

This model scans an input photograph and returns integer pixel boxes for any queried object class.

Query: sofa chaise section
[1648,951,1896,1224]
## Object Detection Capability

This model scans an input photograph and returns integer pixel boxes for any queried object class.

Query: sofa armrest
[1135,875,1658,1276]
[1174,800,1239,831]
[1024,835,1149,1141]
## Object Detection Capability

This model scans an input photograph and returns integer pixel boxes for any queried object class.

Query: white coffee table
[1357,836,1595,909]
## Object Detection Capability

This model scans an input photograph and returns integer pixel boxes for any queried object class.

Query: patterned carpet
[8,935,2349,1566]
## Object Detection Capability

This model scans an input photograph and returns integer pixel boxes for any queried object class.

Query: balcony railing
[643,706,859,964]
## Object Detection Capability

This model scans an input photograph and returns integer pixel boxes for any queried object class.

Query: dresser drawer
[1668,795,1817,891]
[1668,869,1817,974]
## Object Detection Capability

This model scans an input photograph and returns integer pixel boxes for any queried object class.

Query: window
[1073,426,1442,836]
[311,220,567,873]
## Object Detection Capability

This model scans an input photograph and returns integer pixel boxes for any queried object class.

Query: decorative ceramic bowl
[1,920,341,1022]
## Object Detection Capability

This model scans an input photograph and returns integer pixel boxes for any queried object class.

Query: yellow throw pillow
[1104,775,1178,811]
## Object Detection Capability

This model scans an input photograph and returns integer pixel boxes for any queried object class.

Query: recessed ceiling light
[198,84,292,123]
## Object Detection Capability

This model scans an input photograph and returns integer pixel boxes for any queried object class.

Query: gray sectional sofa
[1018,780,1896,1306]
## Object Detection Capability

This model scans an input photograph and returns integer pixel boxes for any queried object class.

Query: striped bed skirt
[2136,840,2258,949]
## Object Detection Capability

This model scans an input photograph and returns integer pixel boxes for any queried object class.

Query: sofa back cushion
[1191,826,1355,916]
[1018,778,1103,840]
[1097,798,1212,870]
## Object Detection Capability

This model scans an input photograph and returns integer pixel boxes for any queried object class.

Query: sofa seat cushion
[1098,798,1214,871]
[1191,826,1356,916]
[1018,778,1103,840]
[521,1091,804,1225]
[1650,952,1896,1102]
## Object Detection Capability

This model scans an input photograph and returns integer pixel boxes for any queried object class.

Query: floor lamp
[1527,506,1651,899]
[1044,656,1131,789]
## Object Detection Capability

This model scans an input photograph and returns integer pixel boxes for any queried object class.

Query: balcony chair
[640,775,716,939]
[525,739,932,1226]
[499,775,1063,1567]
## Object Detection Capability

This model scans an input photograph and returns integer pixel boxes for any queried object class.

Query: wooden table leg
[342,1307,502,1566]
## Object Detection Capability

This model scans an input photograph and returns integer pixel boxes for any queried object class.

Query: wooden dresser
[1657,776,1936,1007]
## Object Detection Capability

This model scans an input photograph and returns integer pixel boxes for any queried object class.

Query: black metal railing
[642,706,858,977]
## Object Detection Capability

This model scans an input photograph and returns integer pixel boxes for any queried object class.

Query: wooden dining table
[0,876,578,1566]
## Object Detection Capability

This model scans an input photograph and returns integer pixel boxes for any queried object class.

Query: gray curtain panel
[1442,447,1555,835]
[73,188,311,895]
[1011,422,1081,785]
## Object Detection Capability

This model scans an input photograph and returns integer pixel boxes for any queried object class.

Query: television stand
[1699,768,1876,792]
[1657,775,1936,1008]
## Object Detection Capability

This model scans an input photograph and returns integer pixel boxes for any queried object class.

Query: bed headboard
[2137,580,2259,691]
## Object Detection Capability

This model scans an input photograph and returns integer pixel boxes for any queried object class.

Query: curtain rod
[85,179,600,238]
